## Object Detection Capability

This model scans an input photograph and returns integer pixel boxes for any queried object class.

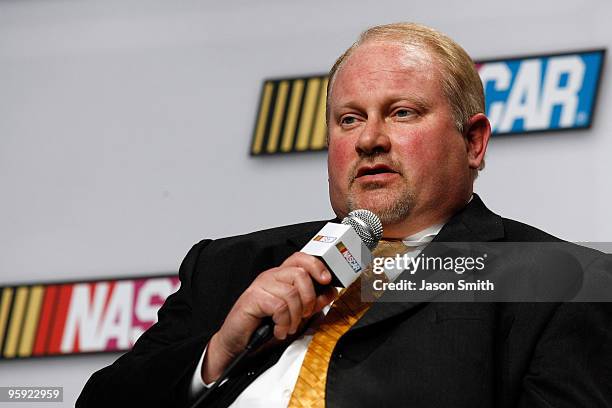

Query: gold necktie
[287,240,408,408]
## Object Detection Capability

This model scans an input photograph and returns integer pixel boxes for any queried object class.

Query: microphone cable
[188,318,274,408]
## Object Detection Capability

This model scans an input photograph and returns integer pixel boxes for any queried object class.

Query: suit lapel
[351,194,505,332]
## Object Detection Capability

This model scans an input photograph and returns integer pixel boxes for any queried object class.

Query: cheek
[417,133,469,180]
[395,128,467,179]
[327,138,355,215]
[394,133,436,175]
[327,138,354,184]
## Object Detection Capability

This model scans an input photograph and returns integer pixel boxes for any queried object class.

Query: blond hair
[327,22,484,136]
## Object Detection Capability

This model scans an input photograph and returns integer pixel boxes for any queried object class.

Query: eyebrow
[332,94,433,114]
[393,95,431,112]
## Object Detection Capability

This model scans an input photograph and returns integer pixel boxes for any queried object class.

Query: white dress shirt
[190,222,446,407]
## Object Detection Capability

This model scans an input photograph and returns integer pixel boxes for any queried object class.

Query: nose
[355,117,391,157]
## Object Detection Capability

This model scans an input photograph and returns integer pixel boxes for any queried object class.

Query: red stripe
[104,281,116,312]
[88,283,96,305]
[32,286,58,356]
[47,284,73,354]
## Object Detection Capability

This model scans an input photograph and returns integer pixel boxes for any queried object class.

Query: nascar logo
[312,235,337,243]
[0,275,179,359]
[478,50,604,134]
[336,242,362,273]
[250,49,604,155]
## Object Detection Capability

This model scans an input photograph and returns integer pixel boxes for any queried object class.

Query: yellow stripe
[309,77,328,150]
[0,288,14,353]
[295,78,322,151]
[281,79,305,152]
[18,286,44,357]
[251,82,274,155]
[266,80,289,153]
[3,286,28,358]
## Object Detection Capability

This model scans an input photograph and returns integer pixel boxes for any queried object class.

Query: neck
[382,193,472,239]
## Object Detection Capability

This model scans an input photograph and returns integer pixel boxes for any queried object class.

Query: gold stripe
[251,82,274,155]
[3,286,28,358]
[0,288,14,353]
[266,80,289,153]
[309,77,328,150]
[295,78,321,151]
[18,286,44,357]
[281,79,305,152]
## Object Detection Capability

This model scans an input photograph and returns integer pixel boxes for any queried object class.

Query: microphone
[247,209,383,349]
[189,210,383,408]
[301,209,383,288]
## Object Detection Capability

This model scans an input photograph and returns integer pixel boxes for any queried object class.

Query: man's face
[327,41,473,229]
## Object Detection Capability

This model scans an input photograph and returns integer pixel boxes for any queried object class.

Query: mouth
[355,164,399,179]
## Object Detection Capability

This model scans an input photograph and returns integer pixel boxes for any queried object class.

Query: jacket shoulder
[499,217,607,265]
[211,220,329,248]
[192,220,330,270]
[500,217,563,242]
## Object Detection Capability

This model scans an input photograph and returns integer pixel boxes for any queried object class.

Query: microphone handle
[247,317,275,351]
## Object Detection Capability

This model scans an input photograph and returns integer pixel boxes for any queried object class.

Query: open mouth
[355,164,398,179]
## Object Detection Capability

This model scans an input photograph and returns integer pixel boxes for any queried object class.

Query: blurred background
[1,0,610,405]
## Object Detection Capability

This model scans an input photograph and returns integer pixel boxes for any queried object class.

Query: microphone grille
[342,209,383,250]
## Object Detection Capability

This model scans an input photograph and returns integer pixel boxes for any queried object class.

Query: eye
[394,108,414,118]
[340,116,357,126]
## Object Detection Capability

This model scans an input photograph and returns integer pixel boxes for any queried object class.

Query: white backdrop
[1,0,610,405]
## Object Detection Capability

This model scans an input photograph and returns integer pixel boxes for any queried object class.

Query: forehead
[330,41,443,104]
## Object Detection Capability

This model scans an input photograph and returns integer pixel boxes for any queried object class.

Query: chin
[347,191,414,226]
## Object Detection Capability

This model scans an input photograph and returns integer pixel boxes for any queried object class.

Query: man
[77,23,612,407]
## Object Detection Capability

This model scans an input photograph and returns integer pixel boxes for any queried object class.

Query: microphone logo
[336,242,362,273]
[312,235,337,244]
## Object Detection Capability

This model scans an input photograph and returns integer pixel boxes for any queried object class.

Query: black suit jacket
[77,195,612,408]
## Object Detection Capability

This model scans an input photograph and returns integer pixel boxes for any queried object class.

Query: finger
[314,286,339,313]
[251,289,293,340]
[262,281,303,335]
[274,267,317,317]
[281,252,331,285]
[243,286,291,329]
[273,322,289,340]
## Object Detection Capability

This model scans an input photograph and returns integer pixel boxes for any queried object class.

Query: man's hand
[201,252,337,383]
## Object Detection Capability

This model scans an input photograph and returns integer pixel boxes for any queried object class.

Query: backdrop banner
[0,275,179,360]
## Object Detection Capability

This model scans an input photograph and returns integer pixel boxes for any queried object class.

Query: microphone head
[342,209,383,250]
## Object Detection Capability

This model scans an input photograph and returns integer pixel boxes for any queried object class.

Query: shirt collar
[400,194,473,246]
[401,223,445,246]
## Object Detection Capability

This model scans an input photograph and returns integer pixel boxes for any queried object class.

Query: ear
[463,113,491,170]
